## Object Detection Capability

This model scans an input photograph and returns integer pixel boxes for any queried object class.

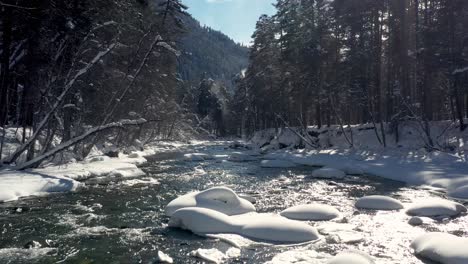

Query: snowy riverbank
[250,121,468,200]
[0,141,184,203]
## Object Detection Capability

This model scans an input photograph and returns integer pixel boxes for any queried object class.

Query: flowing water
[0,142,467,264]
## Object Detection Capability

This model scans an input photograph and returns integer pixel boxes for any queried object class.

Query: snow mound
[355,195,404,210]
[280,204,340,221]
[157,251,173,263]
[169,208,320,243]
[239,215,320,243]
[183,153,213,161]
[169,207,236,234]
[411,232,468,264]
[327,251,375,264]
[406,199,467,217]
[260,159,298,168]
[311,168,346,179]
[165,187,256,216]
[227,152,257,162]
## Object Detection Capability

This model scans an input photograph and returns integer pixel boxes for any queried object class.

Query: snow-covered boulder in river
[280,204,340,221]
[165,187,256,216]
[411,232,468,264]
[183,153,213,162]
[355,195,404,210]
[169,208,321,243]
[406,199,467,217]
[260,159,298,168]
[239,216,320,243]
[310,168,346,179]
[327,251,375,264]
[168,207,236,234]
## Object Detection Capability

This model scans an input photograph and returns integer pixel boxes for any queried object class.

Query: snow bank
[251,121,468,200]
[0,170,82,202]
[260,159,298,168]
[355,196,404,210]
[327,251,375,264]
[165,187,256,216]
[280,204,340,221]
[406,199,467,217]
[183,153,213,161]
[310,168,345,179]
[168,207,321,243]
[411,232,468,264]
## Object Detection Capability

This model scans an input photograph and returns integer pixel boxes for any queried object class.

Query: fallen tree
[15,118,148,170]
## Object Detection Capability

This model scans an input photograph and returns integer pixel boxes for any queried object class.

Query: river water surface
[0,142,467,263]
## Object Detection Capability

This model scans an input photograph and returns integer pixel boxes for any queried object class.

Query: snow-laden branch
[15,118,148,170]
[3,44,116,164]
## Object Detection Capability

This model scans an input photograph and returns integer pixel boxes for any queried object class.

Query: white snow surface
[327,251,375,264]
[165,187,256,216]
[406,199,467,217]
[168,207,321,243]
[184,153,213,161]
[260,159,297,168]
[355,195,404,210]
[280,204,340,221]
[0,170,82,202]
[411,232,468,264]
[157,251,173,263]
[310,167,346,179]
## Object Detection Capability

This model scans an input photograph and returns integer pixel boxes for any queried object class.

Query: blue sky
[183,0,277,45]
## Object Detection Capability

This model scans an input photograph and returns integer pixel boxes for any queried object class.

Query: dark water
[0,142,467,264]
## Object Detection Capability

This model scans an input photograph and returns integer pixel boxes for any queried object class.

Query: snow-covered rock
[337,164,364,175]
[239,215,320,243]
[408,216,424,226]
[260,159,297,168]
[157,250,173,263]
[165,187,256,216]
[168,207,236,234]
[310,168,346,179]
[411,232,468,264]
[355,195,404,210]
[183,153,213,162]
[327,251,375,264]
[128,152,141,159]
[227,152,257,162]
[169,208,320,243]
[280,204,340,221]
[406,199,467,217]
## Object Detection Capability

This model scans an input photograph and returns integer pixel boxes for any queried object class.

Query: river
[0,141,467,263]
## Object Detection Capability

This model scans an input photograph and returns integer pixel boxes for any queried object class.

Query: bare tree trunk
[16,119,148,170]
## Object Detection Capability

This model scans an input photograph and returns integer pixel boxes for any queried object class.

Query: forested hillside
[234,0,468,147]
[178,17,249,91]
